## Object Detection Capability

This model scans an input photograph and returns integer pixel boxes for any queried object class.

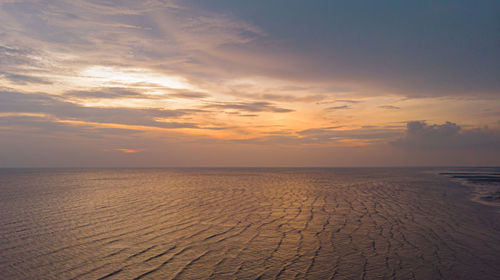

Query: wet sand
[0,168,499,279]
[439,168,500,206]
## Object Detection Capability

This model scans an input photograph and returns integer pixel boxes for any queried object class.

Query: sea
[0,168,499,279]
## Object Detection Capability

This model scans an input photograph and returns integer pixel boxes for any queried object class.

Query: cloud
[297,127,400,142]
[64,88,147,99]
[185,1,500,97]
[0,0,499,167]
[116,148,141,153]
[316,99,362,105]
[0,45,54,85]
[0,0,266,85]
[169,92,210,99]
[326,105,350,110]
[2,0,498,99]
[378,105,400,110]
[234,92,326,103]
[65,88,212,100]
[0,45,33,66]
[0,71,53,85]
[0,90,208,129]
[204,101,293,113]
[335,99,362,104]
[230,126,400,145]
[392,121,500,149]
[224,126,402,147]
[0,114,144,139]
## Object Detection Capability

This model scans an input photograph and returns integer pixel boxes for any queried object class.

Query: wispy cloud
[0,90,208,130]
[335,99,362,104]
[326,105,351,110]
[378,105,400,110]
[169,92,210,99]
[204,101,293,113]
[1,0,499,166]
[65,88,147,99]
[0,72,53,85]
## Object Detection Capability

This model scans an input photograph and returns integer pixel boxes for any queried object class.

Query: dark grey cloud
[237,93,325,103]
[0,45,25,54]
[65,88,146,99]
[169,92,210,99]
[316,99,362,105]
[65,89,212,100]
[205,101,293,113]
[335,99,362,104]
[222,111,256,117]
[229,126,401,145]
[0,45,49,81]
[297,127,400,143]
[0,72,53,85]
[378,105,400,110]
[298,126,342,136]
[326,105,350,110]
[0,115,143,138]
[0,91,209,129]
[0,45,32,64]
[392,121,500,149]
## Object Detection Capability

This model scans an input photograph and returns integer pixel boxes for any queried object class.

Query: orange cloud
[116,148,141,153]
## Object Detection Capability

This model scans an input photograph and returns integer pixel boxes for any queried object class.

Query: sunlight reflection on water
[0,168,499,279]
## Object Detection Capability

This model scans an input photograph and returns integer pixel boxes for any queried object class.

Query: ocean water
[0,168,499,279]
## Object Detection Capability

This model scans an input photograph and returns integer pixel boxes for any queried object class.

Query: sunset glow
[79,66,194,90]
[0,0,499,167]
[116,148,141,154]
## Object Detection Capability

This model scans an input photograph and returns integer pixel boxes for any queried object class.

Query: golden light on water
[2,2,500,278]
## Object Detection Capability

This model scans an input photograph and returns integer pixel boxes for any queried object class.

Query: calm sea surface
[0,168,499,279]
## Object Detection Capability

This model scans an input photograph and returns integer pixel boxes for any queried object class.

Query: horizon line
[1,166,499,169]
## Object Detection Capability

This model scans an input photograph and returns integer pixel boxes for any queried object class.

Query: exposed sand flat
[0,168,499,279]
[438,168,500,207]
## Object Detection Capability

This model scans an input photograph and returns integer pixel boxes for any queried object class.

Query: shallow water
[0,168,499,279]
[437,167,500,207]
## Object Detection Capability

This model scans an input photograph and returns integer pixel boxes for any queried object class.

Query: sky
[0,0,499,167]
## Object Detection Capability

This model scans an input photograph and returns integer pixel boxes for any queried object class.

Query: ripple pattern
[0,168,499,279]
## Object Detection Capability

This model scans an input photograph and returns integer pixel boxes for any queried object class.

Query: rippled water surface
[1,168,499,279]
